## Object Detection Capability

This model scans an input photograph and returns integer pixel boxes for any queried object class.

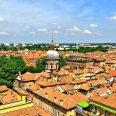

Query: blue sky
[0,0,116,43]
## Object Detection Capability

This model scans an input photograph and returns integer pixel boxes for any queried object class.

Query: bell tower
[50,39,55,50]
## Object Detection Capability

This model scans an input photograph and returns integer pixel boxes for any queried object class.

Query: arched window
[51,63,53,69]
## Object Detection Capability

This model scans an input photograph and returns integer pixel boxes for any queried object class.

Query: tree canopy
[59,56,68,69]
[26,57,46,73]
[0,55,26,88]
[0,54,68,88]
[0,44,50,51]
[57,45,109,53]
[77,46,109,53]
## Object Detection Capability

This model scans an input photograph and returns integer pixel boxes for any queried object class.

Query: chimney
[54,97,57,103]
[60,100,63,106]
[45,93,48,98]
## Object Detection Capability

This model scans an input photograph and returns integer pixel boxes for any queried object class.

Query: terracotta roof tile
[0,104,53,116]
[90,93,116,109]
[1,89,19,104]
[34,87,88,110]
[0,85,8,93]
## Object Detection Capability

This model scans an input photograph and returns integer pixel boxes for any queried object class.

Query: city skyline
[0,0,116,43]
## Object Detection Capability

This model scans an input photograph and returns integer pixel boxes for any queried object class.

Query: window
[51,63,53,69]
[104,110,108,116]
[52,109,54,114]
[48,106,50,112]
[94,106,97,112]
[56,112,60,116]
[40,101,42,107]
[42,103,44,109]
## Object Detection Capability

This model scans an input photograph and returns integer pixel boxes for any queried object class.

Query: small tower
[50,39,55,50]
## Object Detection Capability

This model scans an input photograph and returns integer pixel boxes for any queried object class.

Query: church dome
[46,50,59,59]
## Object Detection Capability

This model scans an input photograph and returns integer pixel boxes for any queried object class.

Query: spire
[52,39,53,43]
[50,39,55,50]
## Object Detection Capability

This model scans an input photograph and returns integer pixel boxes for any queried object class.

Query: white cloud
[109,16,116,20]
[68,26,81,33]
[37,28,48,32]
[73,26,81,31]
[0,17,5,22]
[83,30,92,34]
[53,30,59,34]
[90,24,97,27]
[25,26,30,29]
[0,32,9,35]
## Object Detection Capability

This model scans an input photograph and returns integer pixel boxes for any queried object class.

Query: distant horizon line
[0,42,116,45]
[0,43,116,45]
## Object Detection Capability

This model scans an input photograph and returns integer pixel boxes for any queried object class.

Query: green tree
[59,56,68,69]
[1,46,10,51]
[25,57,46,73]
[0,55,26,88]
[12,47,18,51]
[36,57,46,72]
[26,66,38,73]
[10,56,26,73]
[77,46,109,53]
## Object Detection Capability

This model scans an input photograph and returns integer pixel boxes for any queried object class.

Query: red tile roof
[0,104,53,116]
[0,85,8,93]
[90,93,116,109]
